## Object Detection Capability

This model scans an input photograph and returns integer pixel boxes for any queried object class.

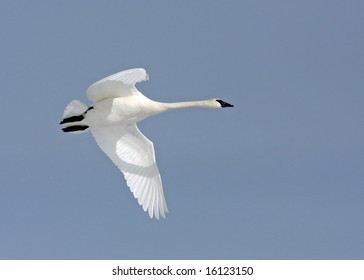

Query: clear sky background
[0,0,363,259]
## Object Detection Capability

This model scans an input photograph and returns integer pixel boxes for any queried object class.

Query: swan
[60,68,233,219]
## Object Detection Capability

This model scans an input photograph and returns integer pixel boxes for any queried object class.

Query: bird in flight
[60,68,233,219]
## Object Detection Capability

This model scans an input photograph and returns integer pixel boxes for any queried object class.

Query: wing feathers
[90,124,168,219]
[93,68,148,86]
[86,68,149,103]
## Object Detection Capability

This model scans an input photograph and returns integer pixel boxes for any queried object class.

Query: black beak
[217,99,234,108]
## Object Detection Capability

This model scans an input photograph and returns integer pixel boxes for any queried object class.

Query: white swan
[60,68,233,219]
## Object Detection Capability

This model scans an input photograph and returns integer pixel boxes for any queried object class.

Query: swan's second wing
[86,68,149,103]
[90,124,168,219]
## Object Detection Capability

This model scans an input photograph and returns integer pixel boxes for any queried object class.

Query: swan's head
[210,98,234,108]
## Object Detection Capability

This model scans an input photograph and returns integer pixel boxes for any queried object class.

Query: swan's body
[60,68,233,219]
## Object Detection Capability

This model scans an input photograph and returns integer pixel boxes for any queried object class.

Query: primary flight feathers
[60,68,233,219]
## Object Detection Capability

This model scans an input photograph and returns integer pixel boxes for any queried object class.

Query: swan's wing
[90,123,168,219]
[86,68,149,103]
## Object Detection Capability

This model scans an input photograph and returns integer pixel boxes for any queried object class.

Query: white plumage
[60,68,233,219]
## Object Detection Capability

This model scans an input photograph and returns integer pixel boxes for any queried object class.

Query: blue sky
[0,0,363,259]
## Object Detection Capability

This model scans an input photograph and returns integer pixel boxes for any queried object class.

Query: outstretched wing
[90,124,168,219]
[86,68,149,103]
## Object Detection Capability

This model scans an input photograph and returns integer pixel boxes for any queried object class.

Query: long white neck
[134,96,231,122]
[157,99,217,112]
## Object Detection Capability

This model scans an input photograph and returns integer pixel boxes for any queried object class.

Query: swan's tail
[60,100,92,133]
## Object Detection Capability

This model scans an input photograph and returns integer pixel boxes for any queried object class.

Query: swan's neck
[158,100,213,111]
